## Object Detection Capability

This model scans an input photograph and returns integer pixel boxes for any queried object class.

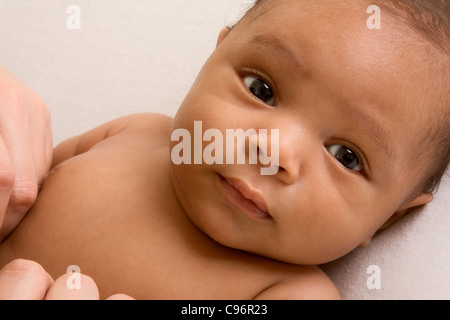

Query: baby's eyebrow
[341,101,398,162]
[248,34,310,78]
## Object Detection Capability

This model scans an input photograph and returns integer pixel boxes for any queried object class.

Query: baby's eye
[326,144,362,172]
[244,75,275,106]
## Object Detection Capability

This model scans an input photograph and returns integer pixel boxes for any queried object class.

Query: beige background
[0,0,448,299]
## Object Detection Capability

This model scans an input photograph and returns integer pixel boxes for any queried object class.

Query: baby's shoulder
[109,113,173,139]
[255,266,341,300]
[52,112,173,167]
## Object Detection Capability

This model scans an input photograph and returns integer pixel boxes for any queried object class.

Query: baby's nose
[246,128,304,183]
[268,126,306,185]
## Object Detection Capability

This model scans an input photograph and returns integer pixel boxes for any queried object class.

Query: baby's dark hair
[238,0,450,195]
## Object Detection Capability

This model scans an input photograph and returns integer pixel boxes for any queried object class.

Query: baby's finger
[0,259,54,300]
[45,273,100,300]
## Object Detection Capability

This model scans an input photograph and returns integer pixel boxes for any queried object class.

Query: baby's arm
[52,113,172,168]
[51,115,135,167]
[254,268,341,300]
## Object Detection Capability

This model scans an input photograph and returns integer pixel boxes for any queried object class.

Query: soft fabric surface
[1,0,448,299]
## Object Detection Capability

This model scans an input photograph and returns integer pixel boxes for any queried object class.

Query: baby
[0,0,448,299]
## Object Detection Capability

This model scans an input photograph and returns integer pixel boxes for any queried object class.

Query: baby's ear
[380,192,433,231]
[216,27,231,47]
[359,192,433,247]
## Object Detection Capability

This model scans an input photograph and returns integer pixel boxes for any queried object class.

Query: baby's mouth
[219,175,272,220]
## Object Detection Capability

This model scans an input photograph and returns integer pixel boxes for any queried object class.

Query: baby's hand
[0,65,53,242]
[0,259,134,300]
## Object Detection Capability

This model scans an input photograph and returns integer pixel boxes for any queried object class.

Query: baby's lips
[225,176,270,215]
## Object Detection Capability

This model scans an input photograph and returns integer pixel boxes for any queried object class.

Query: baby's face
[170,0,438,264]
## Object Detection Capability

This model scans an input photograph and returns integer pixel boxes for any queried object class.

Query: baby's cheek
[288,198,366,264]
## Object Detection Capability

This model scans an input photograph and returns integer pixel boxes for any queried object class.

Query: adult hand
[0,65,53,241]
[0,259,134,300]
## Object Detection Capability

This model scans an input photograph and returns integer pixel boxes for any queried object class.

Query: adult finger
[45,273,100,300]
[0,136,14,239]
[27,92,53,186]
[0,124,35,240]
[0,84,40,214]
[106,293,135,300]
[0,259,54,300]
[0,109,37,214]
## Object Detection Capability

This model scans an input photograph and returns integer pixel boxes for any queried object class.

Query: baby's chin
[196,224,316,265]
[179,201,340,266]
[219,233,353,266]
